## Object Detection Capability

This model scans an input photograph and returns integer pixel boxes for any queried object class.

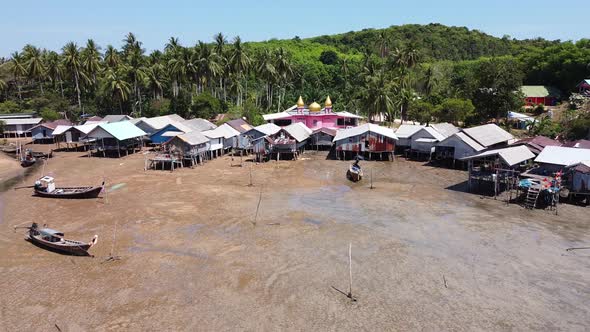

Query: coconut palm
[24,46,47,93]
[256,49,277,109]
[229,36,251,105]
[124,41,146,116]
[145,64,165,100]
[10,51,27,99]
[62,42,84,111]
[45,51,65,97]
[81,39,102,88]
[104,66,132,113]
[104,45,120,69]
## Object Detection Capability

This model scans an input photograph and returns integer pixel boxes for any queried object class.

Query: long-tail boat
[16,223,98,256]
[33,176,103,199]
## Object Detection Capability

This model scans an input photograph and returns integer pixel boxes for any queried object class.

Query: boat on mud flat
[33,176,103,199]
[15,223,98,256]
[1,144,18,154]
[20,149,36,167]
[347,156,364,182]
[30,150,53,159]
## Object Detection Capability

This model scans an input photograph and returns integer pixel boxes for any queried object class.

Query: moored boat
[33,176,103,199]
[17,223,98,256]
[346,156,363,182]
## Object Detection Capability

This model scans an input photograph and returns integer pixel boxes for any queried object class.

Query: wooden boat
[20,156,36,167]
[18,223,98,256]
[1,145,18,154]
[347,164,363,182]
[31,150,53,159]
[33,176,103,199]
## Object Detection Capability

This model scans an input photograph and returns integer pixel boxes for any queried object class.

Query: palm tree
[168,48,187,97]
[229,36,251,105]
[376,31,389,59]
[362,72,396,123]
[104,45,120,69]
[24,46,47,93]
[273,48,293,111]
[104,67,131,113]
[81,39,102,88]
[62,42,84,112]
[45,51,65,97]
[256,49,277,110]
[0,78,7,98]
[10,51,27,99]
[145,64,165,100]
[213,33,227,100]
[124,41,146,116]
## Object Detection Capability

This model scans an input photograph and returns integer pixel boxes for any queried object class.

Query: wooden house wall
[437,136,478,160]
[335,131,395,153]
[310,132,334,146]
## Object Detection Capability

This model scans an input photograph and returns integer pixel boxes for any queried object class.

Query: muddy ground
[0,145,589,331]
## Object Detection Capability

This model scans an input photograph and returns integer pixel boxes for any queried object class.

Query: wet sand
[0,148,589,331]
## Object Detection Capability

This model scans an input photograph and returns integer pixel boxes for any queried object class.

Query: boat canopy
[40,228,64,237]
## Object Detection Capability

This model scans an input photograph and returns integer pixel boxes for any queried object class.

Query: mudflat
[1,149,588,331]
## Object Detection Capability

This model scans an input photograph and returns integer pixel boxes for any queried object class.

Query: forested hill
[308,23,560,61]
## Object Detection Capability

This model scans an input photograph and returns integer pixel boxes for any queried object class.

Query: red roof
[562,140,590,149]
[86,116,102,121]
[514,136,561,154]
[31,119,72,130]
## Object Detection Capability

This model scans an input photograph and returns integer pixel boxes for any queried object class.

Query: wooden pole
[370,168,374,189]
[347,242,354,301]
[249,164,253,187]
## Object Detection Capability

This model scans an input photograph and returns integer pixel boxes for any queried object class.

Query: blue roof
[91,121,147,141]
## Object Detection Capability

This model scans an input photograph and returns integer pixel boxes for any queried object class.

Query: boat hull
[21,159,36,167]
[347,168,363,182]
[26,235,92,256]
[34,186,102,199]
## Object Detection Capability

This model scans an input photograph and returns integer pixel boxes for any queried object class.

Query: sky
[1,0,588,57]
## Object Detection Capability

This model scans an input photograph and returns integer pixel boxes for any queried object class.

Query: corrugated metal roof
[30,119,72,131]
[103,115,133,123]
[1,118,43,125]
[139,114,185,131]
[75,123,100,135]
[129,117,146,125]
[462,124,514,147]
[202,123,240,139]
[252,123,281,136]
[421,127,446,141]
[312,127,337,136]
[520,85,561,97]
[182,118,217,132]
[334,123,398,142]
[429,123,459,138]
[454,132,486,151]
[395,124,424,138]
[52,125,73,136]
[175,131,209,145]
[462,145,535,166]
[283,122,312,142]
[334,111,363,119]
[562,139,590,149]
[225,119,253,133]
[88,121,147,141]
[262,111,291,121]
[535,146,590,166]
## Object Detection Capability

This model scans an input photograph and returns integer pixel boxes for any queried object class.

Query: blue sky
[1,0,587,57]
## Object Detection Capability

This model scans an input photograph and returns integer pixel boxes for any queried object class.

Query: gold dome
[297,96,304,108]
[309,101,321,112]
[325,96,332,107]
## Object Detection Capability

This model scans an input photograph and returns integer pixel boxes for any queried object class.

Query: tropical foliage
[0,24,588,137]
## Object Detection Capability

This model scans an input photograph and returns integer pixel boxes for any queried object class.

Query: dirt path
[0,150,588,331]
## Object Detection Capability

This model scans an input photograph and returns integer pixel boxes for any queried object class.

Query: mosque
[262,96,362,130]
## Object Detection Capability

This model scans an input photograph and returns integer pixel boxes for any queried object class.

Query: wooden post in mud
[370,168,374,189]
[248,164,253,187]
[347,242,355,301]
